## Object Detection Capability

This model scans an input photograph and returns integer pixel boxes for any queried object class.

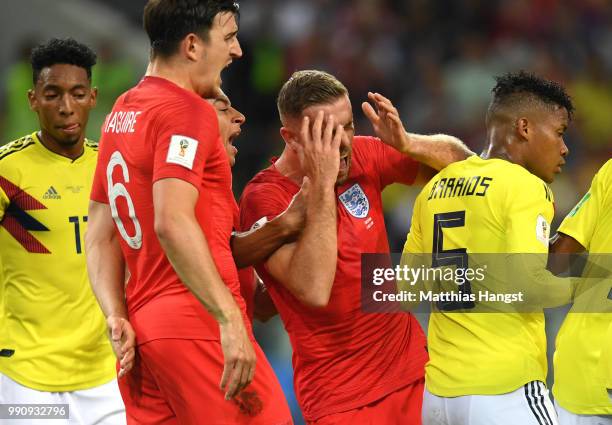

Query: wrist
[216,307,243,326]
[398,132,415,154]
[270,213,293,239]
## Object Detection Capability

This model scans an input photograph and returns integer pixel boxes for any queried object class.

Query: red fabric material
[118,339,292,425]
[239,136,428,421]
[308,378,424,425]
[91,76,249,343]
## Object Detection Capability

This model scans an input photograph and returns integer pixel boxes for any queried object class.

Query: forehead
[213,12,238,33]
[302,95,353,124]
[36,64,89,88]
[536,104,569,126]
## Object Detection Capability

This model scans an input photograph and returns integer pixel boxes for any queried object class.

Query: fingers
[331,124,343,152]
[110,318,123,341]
[311,110,324,148]
[238,359,253,393]
[219,360,233,396]
[224,362,242,400]
[298,115,309,149]
[366,91,399,118]
[361,101,379,126]
[322,114,336,148]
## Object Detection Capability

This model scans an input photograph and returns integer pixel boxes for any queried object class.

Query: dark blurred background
[1,1,610,423]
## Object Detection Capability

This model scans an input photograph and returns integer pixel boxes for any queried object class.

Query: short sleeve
[0,183,9,221]
[558,161,610,250]
[152,99,219,190]
[90,156,108,204]
[403,191,424,254]
[364,137,419,188]
[505,177,555,254]
[0,161,14,221]
[239,182,292,232]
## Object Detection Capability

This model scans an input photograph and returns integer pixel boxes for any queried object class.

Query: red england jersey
[91,76,249,343]
[239,136,428,421]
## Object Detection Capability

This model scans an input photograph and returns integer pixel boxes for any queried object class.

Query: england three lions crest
[339,183,370,218]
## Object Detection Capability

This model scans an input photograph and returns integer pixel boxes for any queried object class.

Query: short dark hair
[30,38,97,85]
[143,0,240,58]
[489,70,574,120]
[277,70,348,121]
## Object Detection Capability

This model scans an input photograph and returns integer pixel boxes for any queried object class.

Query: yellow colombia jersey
[0,132,115,391]
[602,321,612,393]
[403,155,557,397]
[553,159,612,414]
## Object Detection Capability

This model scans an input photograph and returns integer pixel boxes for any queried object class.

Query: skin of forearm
[86,230,128,319]
[85,202,128,319]
[402,133,474,170]
[505,255,574,308]
[547,232,586,275]
[288,186,337,306]
[156,212,243,325]
[231,216,293,269]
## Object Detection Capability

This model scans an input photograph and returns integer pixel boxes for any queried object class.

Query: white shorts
[0,372,126,425]
[555,401,612,425]
[423,381,559,425]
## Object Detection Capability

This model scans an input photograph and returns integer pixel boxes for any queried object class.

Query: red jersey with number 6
[90,76,249,343]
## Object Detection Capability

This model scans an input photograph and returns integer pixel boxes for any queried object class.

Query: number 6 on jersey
[106,151,142,249]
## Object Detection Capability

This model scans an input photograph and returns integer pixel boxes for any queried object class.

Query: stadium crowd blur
[1,1,611,423]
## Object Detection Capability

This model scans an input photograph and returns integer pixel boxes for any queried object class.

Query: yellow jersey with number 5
[0,132,115,391]
[403,155,558,396]
[553,159,612,415]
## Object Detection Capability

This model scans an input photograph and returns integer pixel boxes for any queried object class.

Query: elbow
[297,280,333,308]
[154,214,176,245]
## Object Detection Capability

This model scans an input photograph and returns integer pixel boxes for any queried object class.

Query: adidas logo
[43,186,61,200]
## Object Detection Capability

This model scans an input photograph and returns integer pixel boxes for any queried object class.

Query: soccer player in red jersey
[239,70,474,424]
[207,88,302,322]
[85,2,291,424]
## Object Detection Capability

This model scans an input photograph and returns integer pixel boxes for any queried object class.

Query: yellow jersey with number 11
[0,132,115,391]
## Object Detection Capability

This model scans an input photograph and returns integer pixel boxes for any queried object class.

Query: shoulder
[352,135,381,155]
[84,138,99,152]
[596,159,612,185]
[160,86,215,118]
[243,167,293,200]
[0,133,37,165]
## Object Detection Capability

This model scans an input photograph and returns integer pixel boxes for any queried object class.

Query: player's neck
[274,150,304,185]
[145,60,197,94]
[37,130,84,160]
[482,137,525,168]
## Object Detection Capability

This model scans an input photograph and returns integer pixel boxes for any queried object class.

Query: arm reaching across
[231,177,308,268]
[362,91,473,183]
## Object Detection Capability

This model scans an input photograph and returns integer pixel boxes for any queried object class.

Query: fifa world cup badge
[179,139,189,157]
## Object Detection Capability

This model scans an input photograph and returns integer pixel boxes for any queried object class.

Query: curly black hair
[491,70,574,119]
[30,38,97,84]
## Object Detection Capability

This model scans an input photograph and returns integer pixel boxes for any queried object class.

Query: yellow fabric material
[0,132,114,391]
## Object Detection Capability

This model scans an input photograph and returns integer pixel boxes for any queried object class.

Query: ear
[181,33,202,62]
[516,117,530,141]
[27,89,37,112]
[279,126,296,146]
[89,87,98,108]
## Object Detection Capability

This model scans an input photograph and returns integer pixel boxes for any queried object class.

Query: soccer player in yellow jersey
[403,71,574,424]
[549,159,612,425]
[0,38,125,424]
